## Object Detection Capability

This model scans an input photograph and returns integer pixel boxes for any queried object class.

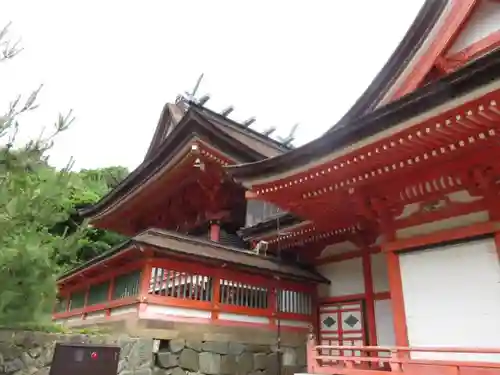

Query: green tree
[53,166,129,267]
[0,23,81,324]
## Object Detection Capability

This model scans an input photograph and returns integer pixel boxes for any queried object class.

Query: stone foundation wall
[154,338,305,375]
[0,330,153,375]
[0,329,306,375]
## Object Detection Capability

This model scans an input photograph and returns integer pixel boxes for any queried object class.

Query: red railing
[307,334,500,375]
[54,258,315,330]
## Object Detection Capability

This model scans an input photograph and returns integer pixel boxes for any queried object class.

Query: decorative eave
[78,106,288,222]
[58,229,329,284]
[144,101,290,164]
[226,47,500,185]
[327,0,449,131]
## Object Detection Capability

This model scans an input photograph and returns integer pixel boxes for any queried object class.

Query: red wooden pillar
[140,259,153,299]
[82,285,90,320]
[269,279,278,328]
[211,270,221,321]
[106,276,115,318]
[138,259,153,314]
[362,251,377,347]
[209,220,221,242]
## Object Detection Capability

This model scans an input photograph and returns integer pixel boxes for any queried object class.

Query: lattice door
[318,300,366,358]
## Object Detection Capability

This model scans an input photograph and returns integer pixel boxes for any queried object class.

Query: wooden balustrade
[53,258,315,329]
[306,334,500,375]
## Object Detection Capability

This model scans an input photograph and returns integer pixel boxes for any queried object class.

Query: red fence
[307,334,500,375]
[53,258,315,329]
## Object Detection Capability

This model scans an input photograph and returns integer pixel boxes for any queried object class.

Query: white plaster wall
[218,313,269,324]
[317,258,364,298]
[396,211,489,239]
[143,304,211,319]
[448,0,500,54]
[86,311,106,320]
[110,306,138,316]
[400,238,500,362]
[370,253,389,293]
[374,299,395,350]
[277,319,310,328]
[319,241,359,258]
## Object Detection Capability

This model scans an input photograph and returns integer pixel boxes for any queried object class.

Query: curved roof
[79,102,290,219]
[326,0,448,132]
[58,228,329,284]
[226,0,500,184]
[227,48,500,182]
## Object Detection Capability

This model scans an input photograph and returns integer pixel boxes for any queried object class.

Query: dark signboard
[49,343,120,375]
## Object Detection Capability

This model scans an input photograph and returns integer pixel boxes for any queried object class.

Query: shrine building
[229,0,500,374]
[53,96,329,352]
[54,0,500,374]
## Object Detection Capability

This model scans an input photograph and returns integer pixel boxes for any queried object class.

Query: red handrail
[307,334,500,374]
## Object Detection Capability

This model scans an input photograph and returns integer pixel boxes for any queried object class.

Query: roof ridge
[189,102,293,152]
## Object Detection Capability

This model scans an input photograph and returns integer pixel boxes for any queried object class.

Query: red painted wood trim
[53,297,138,319]
[390,0,478,100]
[62,261,144,294]
[146,294,213,311]
[269,280,278,327]
[362,252,377,347]
[445,29,500,71]
[58,247,137,284]
[139,260,153,301]
[386,252,409,348]
[211,272,221,321]
[374,291,391,301]
[106,276,115,317]
[494,232,500,261]
[318,291,390,304]
[383,221,500,253]
[82,286,90,320]
[151,257,313,293]
[209,221,220,242]
[245,191,258,199]
[139,310,309,332]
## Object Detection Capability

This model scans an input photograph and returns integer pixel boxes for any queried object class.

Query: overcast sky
[0,0,425,171]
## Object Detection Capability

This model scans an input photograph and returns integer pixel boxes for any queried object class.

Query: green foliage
[0,24,128,325]
[58,166,129,267]
[0,121,78,324]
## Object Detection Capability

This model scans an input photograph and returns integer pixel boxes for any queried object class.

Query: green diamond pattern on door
[319,301,366,358]
[344,314,359,328]
[323,316,336,328]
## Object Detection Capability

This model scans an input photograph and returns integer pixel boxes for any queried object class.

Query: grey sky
[1,0,425,171]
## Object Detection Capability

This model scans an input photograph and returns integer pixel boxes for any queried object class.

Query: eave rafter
[93,140,241,234]
[245,92,500,249]
[253,93,500,200]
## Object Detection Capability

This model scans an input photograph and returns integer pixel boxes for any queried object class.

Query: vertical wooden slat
[182,273,187,298]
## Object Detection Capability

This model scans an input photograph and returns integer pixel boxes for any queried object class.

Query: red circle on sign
[91,352,98,359]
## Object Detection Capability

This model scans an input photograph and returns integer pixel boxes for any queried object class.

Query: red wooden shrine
[53,100,325,332]
[54,1,500,374]
[227,1,500,374]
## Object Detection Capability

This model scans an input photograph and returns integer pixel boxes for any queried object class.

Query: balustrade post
[139,259,153,301]
[106,276,115,318]
[307,330,318,373]
[389,349,403,372]
[211,272,221,321]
